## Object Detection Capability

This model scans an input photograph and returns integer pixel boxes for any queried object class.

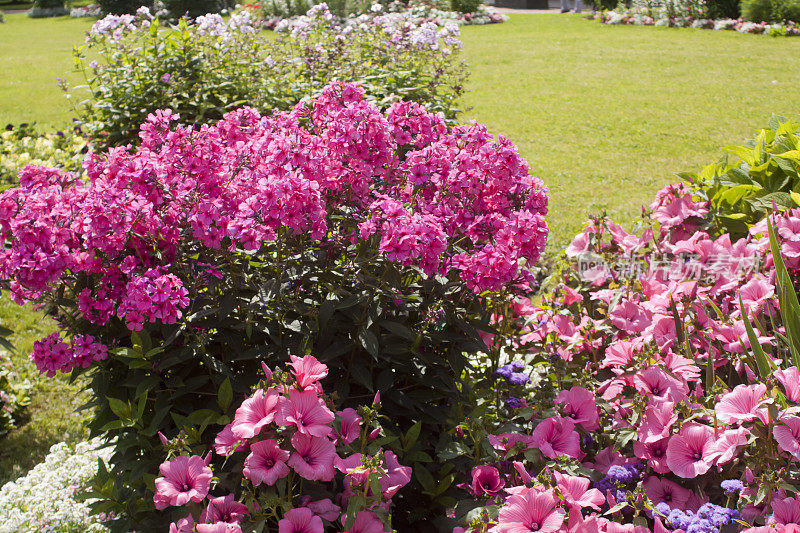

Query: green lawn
[1,10,800,481]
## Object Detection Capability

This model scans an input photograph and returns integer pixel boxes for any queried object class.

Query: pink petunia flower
[243,439,290,486]
[715,384,772,426]
[287,432,337,481]
[279,507,324,533]
[530,417,582,460]
[344,510,386,533]
[609,300,652,333]
[289,354,328,388]
[491,489,566,533]
[276,389,335,438]
[231,388,281,439]
[488,432,536,454]
[555,386,600,432]
[773,416,800,461]
[665,423,716,478]
[554,472,604,511]
[153,455,213,510]
[775,367,800,402]
[199,494,249,524]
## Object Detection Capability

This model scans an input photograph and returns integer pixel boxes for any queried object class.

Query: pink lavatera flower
[637,400,677,444]
[555,386,600,431]
[530,417,582,460]
[707,427,750,465]
[231,388,281,439]
[773,416,800,461]
[774,366,800,402]
[380,450,412,499]
[665,423,716,478]
[288,354,328,388]
[344,510,387,533]
[276,389,335,438]
[465,465,505,497]
[214,423,248,456]
[632,366,688,403]
[279,507,324,533]
[609,300,652,333]
[487,432,536,454]
[306,498,340,521]
[243,439,290,486]
[199,494,249,524]
[287,432,337,482]
[715,383,772,426]
[490,489,566,533]
[169,515,196,533]
[770,495,800,526]
[553,472,604,511]
[153,455,213,510]
[643,476,692,510]
[632,438,671,474]
[335,408,362,445]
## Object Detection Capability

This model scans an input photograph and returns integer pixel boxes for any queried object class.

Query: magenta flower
[276,389,335,438]
[492,489,566,533]
[487,432,536,454]
[773,416,800,461]
[643,476,692,510]
[633,438,670,474]
[467,465,505,497]
[288,354,328,388]
[380,450,412,499]
[287,432,336,481]
[214,423,248,456]
[196,524,243,533]
[199,494,249,524]
[243,439,290,486]
[665,423,715,478]
[344,510,386,533]
[278,507,324,533]
[609,300,651,333]
[306,498,340,521]
[153,455,213,510]
[637,400,677,444]
[553,472,604,511]
[774,366,800,402]
[231,388,281,439]
[169,515,196,533]
[632,366,688,403]
[554,386,600,431]
[770,495,800,525]
[335,408,362,445]
[530,417,582,460]
[715,384,771,426]
[707,427,750,465]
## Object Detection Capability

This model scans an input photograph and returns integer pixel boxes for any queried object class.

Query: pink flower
[637,400,677,444]
[555,386,600,431]
[554,472,604,511]
[775,367,800,402]
[488,432,536,454]
[279,507,324,533]
[633,438,670,474]
[771,495,800,525]
[214,423,248,456]
[196,524,243,533]
[287,432,336,481]
[276,389,335,438]
[243,439,290,486]
[307,498,340,521]
[774,416,800,461]
[231,388,281,439]
[154,455,213,510]
[632,367,688,403]
[199,494,249,524]
[609,300,651,333]
[715,384,771,426]
[344,510,386,533]
[707,427,750,465]
[665,423,716,478]
[530,417,582,460]
[643,477,692,509]
[335,408,361,445]
[467,465,505,496]
[380,450,411,499]
[289,354,328,388]
[169,515,197,533]
[491,489,566,533]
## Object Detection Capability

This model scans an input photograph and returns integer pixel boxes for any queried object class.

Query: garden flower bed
[593,9,799,35]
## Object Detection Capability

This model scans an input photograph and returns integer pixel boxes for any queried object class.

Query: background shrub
[741,0,800,20]
[451,0,482,14]
[97,0,151,14]
[706,0,740,18]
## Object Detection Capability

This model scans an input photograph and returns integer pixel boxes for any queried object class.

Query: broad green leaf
[768,217,800,368]
[218,378,233,411]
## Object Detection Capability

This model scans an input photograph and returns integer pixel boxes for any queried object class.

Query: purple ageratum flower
[495,364,513,379]
[606,464,640,485]
[655,502,671,516]
[720,479,744,494]
[509,372,530,386]
[505,397,524,409]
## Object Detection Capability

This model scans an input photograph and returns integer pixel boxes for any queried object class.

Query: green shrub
[0,124,88,185]
[68,9,467,150]
[451,0,482,13]
[0,351,29,439]
[741,0,800,20]
[256,0,317,19]
[156,0,235,19]
[686,115,800,239]
[706,0,740,18]
[97,0,151,14]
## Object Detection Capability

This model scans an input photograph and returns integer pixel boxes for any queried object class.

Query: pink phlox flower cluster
[30,332,108,377]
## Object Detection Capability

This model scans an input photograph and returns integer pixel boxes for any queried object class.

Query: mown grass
[1,11,800,481]
[459,14,800,249]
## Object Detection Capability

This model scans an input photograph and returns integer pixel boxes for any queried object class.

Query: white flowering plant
[0,438,114,532]
[0,350,30,439]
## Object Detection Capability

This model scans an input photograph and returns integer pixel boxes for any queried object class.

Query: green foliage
[705,0,740,18]
[256,0,317,19]
[69,13,467,150]
[157,0,234,19]
[451,0,481,14]
[588,0,620,11]
[33,0,64,7]
[0,124,88,185]
[97,0,150,14]
[687,115,800,239]
[0,349,30,439]
[742,0,800,21]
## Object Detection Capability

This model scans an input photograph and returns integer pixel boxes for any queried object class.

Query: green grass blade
[739,293,773,377]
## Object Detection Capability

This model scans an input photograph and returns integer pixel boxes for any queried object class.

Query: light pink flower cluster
[1,81,548,375]
[30,332,108,377]
[157,355,410,532]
